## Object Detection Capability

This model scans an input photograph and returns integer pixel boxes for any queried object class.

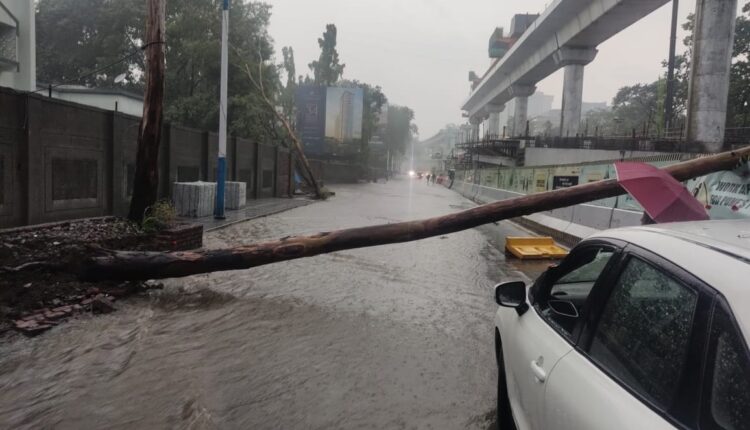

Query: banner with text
[460,159,750,220]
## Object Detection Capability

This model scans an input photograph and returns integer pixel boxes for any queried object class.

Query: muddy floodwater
[0,179,549,429]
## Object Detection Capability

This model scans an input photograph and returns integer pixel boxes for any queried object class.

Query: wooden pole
[80,146,750,281]
[127,0,166,222]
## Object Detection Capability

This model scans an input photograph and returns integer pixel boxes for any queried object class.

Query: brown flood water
[0,179,549,429]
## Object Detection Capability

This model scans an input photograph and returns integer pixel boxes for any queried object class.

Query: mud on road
[0,179,550,429]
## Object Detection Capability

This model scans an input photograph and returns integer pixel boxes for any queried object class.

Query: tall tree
[727,2,750,127]
[583,108,616,136]
[128,0,166,222]
[36,0,287,146]
[163,1,281,142]
[36,0,145,88]
[385,105,416,169]
[279,46,297,124]
[308,24,345,85]
[611,81,661,135]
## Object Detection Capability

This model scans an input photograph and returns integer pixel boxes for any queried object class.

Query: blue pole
[214,0,229,219]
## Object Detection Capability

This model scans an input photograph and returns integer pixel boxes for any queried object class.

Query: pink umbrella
[614,162,710,223]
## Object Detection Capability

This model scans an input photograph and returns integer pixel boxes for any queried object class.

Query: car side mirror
[548,300,579,318]
[495,281,528,315]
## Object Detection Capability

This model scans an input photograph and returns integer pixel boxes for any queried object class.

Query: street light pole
[664,0,679,131]
[214,0,229,219]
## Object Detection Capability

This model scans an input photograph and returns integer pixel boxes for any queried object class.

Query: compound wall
[0,86,293,228]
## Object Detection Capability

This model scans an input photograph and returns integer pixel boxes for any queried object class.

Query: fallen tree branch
[241,50,324,199]
[79,146,750,281]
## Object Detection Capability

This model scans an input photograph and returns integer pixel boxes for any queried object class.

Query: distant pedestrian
[426,173,431,185]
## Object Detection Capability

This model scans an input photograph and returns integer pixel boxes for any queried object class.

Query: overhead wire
[28,41,164,96]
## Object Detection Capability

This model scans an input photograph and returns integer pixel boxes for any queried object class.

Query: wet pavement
[0,178,552,429]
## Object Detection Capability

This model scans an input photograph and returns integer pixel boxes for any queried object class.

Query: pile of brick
[14,288,117,336]
[153,223,203,251]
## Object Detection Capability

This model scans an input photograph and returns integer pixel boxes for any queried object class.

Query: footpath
[184,197,316,232]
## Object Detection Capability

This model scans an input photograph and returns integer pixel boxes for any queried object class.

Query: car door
[699,297,750,429]
[500,242,620,430]
[543,247,714,430]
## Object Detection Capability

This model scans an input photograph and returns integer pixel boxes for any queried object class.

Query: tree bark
[83,146,750,281]
[128,0,166,223]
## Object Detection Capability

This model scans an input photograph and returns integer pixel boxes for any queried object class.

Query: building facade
[0,1,34,91]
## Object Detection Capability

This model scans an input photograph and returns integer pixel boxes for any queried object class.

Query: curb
[203,199,316,233]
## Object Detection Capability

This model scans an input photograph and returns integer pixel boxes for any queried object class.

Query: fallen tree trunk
[81,146,750,281]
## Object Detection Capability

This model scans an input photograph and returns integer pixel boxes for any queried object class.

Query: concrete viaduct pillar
[509,85,536,137]
[469,116,482,141]
[487,104,505,137]
[686,0,738,152]
[553,47,597,137]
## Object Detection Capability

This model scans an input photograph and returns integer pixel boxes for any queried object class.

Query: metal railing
[454,125,750,155]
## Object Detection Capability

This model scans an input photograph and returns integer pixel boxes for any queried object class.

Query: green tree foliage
[584,81,662,137]
[727,3,750,127]
[36,0,287,145]
[583,3,750,135]
[339,79,387,146]
[670,7,750,128]
[279,46,296,123]
[385,105,416,156]
[36,0,145,88]
[663,13,694,123]
[611,81,661,134]
[163,0,281,142]
[583,108,615,136]
[308,24,345,86]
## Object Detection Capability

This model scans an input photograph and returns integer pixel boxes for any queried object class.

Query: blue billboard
[294,86,327,155]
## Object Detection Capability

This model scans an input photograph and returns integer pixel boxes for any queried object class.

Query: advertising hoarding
[294,86,327,155]
[295,86,364,156]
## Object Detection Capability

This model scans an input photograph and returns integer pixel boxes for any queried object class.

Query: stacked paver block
[172,182,216,217]
[224,181,247,210]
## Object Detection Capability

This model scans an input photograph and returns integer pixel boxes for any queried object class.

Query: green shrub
[141,200,177,234]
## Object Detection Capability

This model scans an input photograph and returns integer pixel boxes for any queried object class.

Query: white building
[1,1,144,117]
[39,84,144,117]
[0,0,35,91]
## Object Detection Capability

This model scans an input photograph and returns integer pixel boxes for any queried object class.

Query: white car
[494,220,750,430]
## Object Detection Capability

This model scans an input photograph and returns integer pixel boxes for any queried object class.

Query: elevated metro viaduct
[462,0,738,153]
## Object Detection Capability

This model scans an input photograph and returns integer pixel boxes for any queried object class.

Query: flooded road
[0,179,550,429]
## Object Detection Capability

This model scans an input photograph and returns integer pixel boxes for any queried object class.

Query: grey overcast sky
[266,0,700,139]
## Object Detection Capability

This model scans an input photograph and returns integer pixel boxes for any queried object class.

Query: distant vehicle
[494,220,750,430]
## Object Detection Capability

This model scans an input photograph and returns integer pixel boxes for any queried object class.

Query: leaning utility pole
[214,0,230,219]
[128,0,166,223]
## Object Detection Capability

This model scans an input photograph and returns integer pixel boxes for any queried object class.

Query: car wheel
[496,330,517,430]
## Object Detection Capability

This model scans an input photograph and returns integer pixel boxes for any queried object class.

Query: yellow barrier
[505,237,568,260]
